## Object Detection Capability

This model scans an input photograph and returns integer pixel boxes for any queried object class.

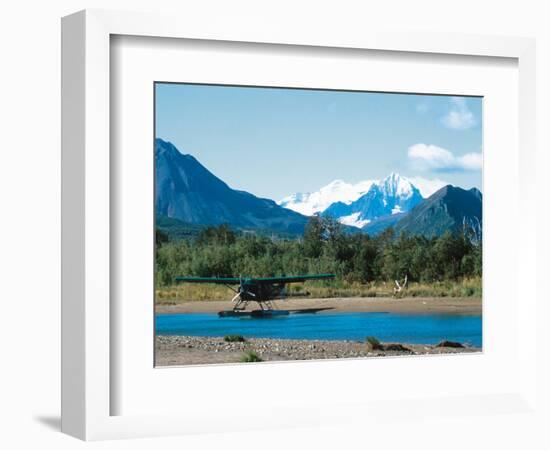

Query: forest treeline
[155,216,482,288]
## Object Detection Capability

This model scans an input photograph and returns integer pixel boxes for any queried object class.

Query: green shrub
[366,336,383,350]
[461,286,475,296]
[240,351,263,363]
[224,334,246,343]
[155,221,483,300]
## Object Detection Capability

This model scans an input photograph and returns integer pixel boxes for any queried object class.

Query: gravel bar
[155,335,481,366]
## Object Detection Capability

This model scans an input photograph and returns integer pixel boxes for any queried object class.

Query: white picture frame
[61,9,538,441]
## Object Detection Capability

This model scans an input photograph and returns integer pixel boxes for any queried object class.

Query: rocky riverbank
[155,335,481,366]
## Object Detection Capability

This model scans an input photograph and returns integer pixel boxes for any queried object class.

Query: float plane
[175,274,335,317]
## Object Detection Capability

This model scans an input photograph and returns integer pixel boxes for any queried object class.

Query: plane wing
[252,274,335,284]
[174,276,241,284]
[174,274,335,285]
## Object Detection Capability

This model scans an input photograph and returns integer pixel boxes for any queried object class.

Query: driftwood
[393,274,408,296]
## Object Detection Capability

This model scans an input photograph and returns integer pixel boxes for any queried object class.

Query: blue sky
[155,83,482,200]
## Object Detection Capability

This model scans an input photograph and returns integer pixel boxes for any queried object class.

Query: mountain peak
[322,173,424,227]
[279,172,425,226]
[385,171,400,180]
[319,179,349,195]
[379,172,418,200]
[390,184,483,238]
[278,178,375,216]
[156,139,206,173]
[156,138,195,159]
[325,179,347,187]
[155,140,308,235]
[469,187,483,201]
[155,137,177,152]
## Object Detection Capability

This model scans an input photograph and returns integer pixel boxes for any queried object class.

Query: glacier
[279,173,424,229]
[277,179,375,216]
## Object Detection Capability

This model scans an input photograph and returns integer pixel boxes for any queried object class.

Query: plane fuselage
[239,280,285,301]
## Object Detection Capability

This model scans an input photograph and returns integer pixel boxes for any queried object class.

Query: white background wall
[0,1,548,449]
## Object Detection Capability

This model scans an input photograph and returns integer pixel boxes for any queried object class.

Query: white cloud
[458,152,483,171]
[407,143,482,172]
[441,97,476,130]
[406,176,449,197]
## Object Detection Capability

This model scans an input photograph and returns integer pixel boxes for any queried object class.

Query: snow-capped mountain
[278,173,424,229]
[323,173,423,228]
[277,179,375,216]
